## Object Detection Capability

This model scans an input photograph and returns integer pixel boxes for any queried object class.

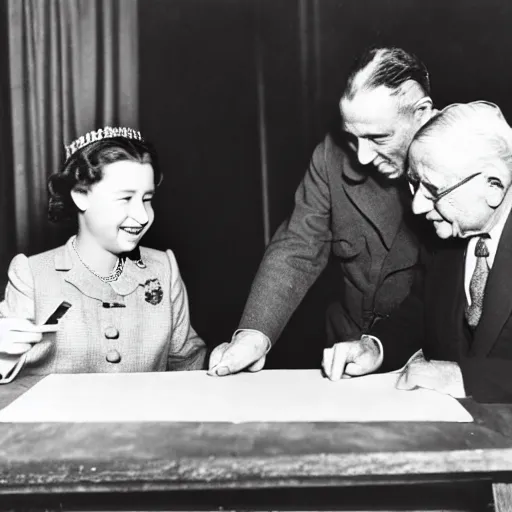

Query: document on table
[0,370,473,423]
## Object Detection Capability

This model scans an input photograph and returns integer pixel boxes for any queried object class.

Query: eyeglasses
[409,171,482,205]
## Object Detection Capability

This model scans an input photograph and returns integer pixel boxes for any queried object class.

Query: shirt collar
[54,236,153,297]
[467,202,512,267]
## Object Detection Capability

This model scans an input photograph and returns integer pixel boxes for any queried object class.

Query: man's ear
[70,189,89,212]
[485,176,506,208]
[413,96,434,123]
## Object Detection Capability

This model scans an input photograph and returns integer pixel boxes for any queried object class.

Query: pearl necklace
[72,239,125,283]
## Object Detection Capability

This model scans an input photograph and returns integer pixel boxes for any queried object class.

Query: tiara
[64,126,144,159]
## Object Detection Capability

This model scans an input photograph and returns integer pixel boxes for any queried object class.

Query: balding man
[323,101,512,403]
[209,47,436,376]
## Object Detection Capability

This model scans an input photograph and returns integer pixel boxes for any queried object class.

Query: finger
[397,372,439,393]
[395,370,421,391]
[344,362,367,376]
[1,318,37,331]
[13,324,59,333]
[209,334,270,377]
[322,348,334,378]
[2,343,32,355]
[208,344,254,376]
[211,352,248,376]
[395,372,409,390]
[329,344,348,381]
[207,343,230,372]
[247,355,266,372]
[6,331,42,344]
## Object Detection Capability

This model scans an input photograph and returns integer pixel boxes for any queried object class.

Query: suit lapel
[380,211,426,277]
[432,244,468,358]
[472,211,512,356]
[342,159,405,250]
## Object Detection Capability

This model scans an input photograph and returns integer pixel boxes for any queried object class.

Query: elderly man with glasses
[322,101,512,403]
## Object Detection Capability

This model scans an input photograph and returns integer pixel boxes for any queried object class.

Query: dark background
[138,0,512,369]
[2,0,512,369]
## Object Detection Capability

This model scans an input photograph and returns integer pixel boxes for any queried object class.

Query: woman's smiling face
[76,160,156,254]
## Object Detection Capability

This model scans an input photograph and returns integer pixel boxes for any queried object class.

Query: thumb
[2,342,32,356]
[207,343,230,372]
[395,371,416,391]
[344,361,370,376]
[247,355,266,372]
[211,349,246,376]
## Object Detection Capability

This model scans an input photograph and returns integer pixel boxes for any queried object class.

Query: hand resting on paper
[208,330,270,376]
[0,318,45,356]
[395,352,466,398]
[322,335,383,381]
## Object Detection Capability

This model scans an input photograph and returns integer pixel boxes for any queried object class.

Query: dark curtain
[0,1,15,296]
[7,0,139,255]
[122,0,512,367]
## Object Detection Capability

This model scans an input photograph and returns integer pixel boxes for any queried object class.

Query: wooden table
[0,375,512,511]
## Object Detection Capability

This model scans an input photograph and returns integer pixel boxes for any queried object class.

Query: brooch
[144,278,163,305]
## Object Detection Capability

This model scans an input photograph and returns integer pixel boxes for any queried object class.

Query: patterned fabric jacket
[0,237,206,382]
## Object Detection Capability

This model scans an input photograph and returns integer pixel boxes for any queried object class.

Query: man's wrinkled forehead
[340,86,402,127]
[409,136,480,182]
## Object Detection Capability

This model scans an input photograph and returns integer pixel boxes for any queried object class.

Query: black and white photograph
[0,1,512,510]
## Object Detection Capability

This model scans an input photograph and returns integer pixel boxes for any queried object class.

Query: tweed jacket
[0,237,207,382]
[239,132,430,344]
[372,210,512,404]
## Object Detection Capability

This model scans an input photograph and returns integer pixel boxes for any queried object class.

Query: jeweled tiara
[64,126,144,159]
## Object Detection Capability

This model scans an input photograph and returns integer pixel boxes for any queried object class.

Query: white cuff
[233,329,272,355]
[361,334,384,370]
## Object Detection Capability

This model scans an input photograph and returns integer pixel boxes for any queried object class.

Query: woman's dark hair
[48,136,161,223]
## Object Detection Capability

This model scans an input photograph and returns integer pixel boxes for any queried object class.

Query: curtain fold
[7,0,139,254]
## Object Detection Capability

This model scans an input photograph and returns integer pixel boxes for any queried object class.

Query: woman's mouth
[120,226,143,236]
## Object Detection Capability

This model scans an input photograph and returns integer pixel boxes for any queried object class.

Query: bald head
[410,101,512,185]
[408,101,512,239]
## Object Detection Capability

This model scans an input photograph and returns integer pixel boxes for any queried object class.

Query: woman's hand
[0,318,43,355]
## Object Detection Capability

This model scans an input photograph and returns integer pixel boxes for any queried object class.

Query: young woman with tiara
[0,127,207,383]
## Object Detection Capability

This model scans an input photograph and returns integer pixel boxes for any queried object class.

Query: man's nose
[411,191,433,215]
[357,139,376,166]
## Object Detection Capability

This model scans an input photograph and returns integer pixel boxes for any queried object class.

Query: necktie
[465,236,490,329]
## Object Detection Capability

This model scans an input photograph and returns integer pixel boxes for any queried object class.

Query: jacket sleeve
[165,250,207,371]
[0,254,35,320]
[238,140,333,343]
[0,254,35,383]
[458,358,512,403]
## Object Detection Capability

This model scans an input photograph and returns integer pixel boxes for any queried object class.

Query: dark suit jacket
[373,211,512,404]
[238,132,429,345]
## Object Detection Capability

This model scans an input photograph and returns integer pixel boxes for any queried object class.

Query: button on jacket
[0,237,207,381]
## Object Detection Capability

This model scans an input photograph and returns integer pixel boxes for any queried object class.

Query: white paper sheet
[0,370,473,423]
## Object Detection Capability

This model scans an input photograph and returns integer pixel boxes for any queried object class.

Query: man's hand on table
[0,318,42,356]
[322,335,383,381]
[396,353,466,398]
[208,330,271,376]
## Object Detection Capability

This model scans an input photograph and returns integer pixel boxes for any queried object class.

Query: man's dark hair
[344,47,430,100]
